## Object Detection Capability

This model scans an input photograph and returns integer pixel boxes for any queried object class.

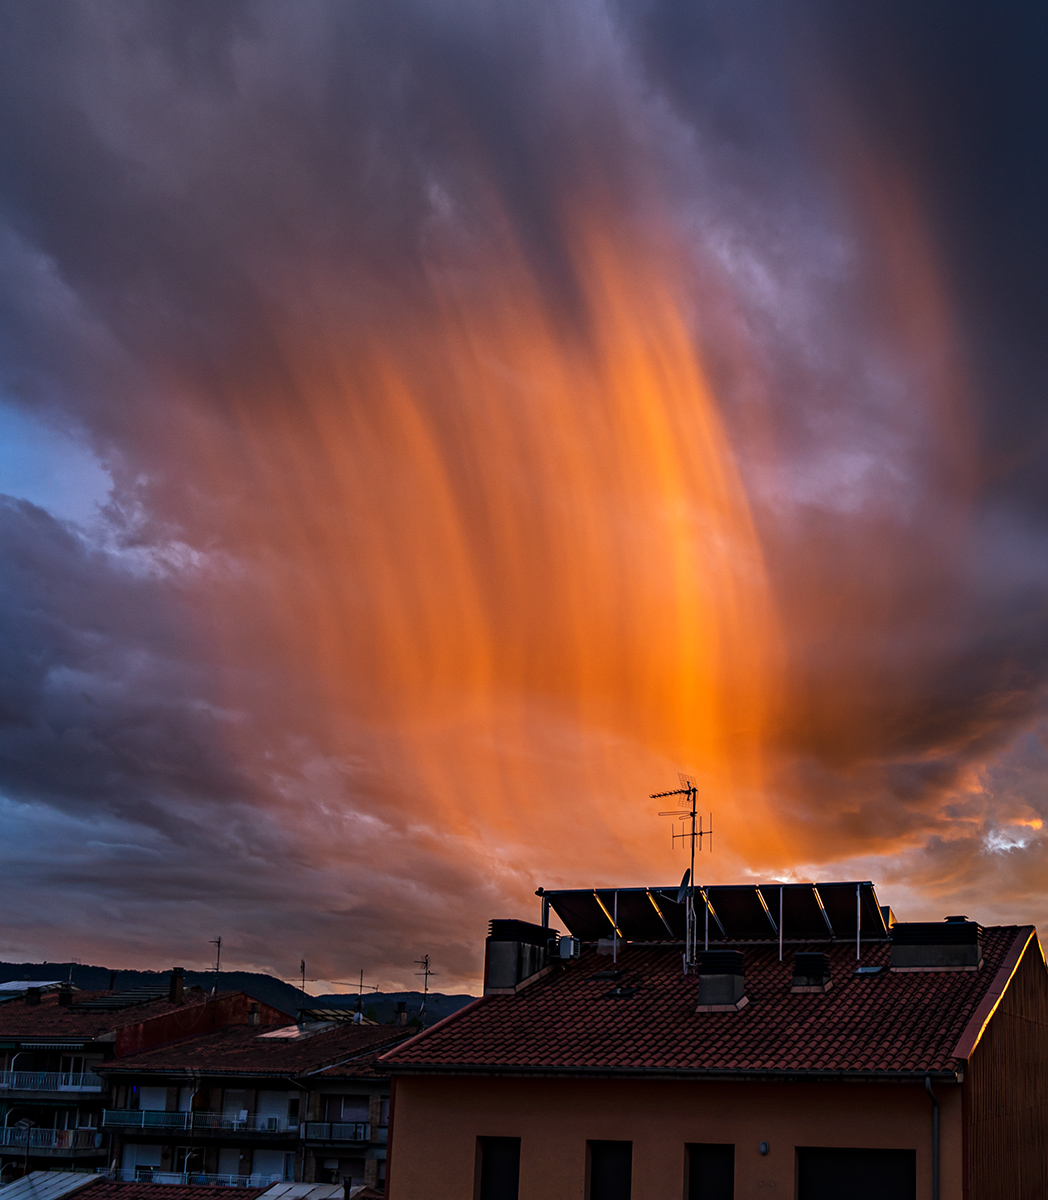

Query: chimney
[483,920,555,995]
[168,967,185,1004]
[791,951,832,994]
[248,1002,260,1026]
[395,1002,407,1027]
[890,917,982,972]
[695,949,747,1012]
[108,972,116,991]
[57,983,74,1007]
[24,987,41,1007]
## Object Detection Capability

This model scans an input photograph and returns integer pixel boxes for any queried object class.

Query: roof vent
[24,987,40,1007]
[791,951,832,994]
[484,919,556,995]
[890,919,982,972]
[695,949,748,1012]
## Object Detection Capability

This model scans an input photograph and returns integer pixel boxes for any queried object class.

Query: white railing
[0,1071,103,1092]
[102,1111,291,1132]
[0,1127,100,1150]
[303,1122,369,1143]
[99,1169,283,1187]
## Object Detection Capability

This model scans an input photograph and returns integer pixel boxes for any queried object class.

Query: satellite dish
[676,869,691,906]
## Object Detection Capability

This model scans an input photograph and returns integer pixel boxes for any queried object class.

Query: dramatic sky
[2,1,1048,993]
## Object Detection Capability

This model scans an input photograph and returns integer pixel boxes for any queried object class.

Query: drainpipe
[924,1076,939,1200]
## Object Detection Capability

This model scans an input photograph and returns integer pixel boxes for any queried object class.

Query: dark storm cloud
[0,495,246,822]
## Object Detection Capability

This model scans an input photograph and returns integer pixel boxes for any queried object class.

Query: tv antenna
[209,936,222,995]
[354,970,379,1016]
[652,773,713,971]
[414,955,437,1026]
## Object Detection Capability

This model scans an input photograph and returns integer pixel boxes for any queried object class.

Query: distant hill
[0,962,476,1024]
[311,991,476,1024]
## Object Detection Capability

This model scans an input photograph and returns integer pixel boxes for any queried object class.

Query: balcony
[0,1071,104,1093]
[102,1111,292,1133]
[0,1127,102,1151]
[99,1169,282,1187]
[303,1122,369,1143]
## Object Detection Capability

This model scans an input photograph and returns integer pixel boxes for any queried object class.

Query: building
[382,881,1048,1200]
[100,1019,414,1192]
[0,973,289,1182]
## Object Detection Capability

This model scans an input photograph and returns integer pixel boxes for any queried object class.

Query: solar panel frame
[757,884,835,941]
[703,885,778,940]
[540,881,890,942]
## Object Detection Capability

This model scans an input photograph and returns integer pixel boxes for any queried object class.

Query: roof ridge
[952,925,1036,1060]
[378,996,489,1062]
[304,1031,414,1075]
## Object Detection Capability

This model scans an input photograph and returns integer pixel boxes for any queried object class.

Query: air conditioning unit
[558,937,580,960]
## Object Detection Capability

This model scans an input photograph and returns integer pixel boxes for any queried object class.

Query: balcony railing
[0,1071,104,1092]
[0,1127,101,1150]
[102,1110,291,1133]
[99,1169,282,1187]
[303,1122,369,1143]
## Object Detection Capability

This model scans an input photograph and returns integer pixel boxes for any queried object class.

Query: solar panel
[758,883,834,941]
[541,881,889,943]
[816,882,887,939]
[545,890,615,940]
[704,886,778,939]
[74,988,167,1011]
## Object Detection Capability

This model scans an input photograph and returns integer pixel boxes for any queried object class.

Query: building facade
[0,974,289,1182]
[101,1020,412,1192]
[383,881,1048,1200]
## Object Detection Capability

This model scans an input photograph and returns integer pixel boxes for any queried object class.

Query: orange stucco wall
[387,1074,962,1200]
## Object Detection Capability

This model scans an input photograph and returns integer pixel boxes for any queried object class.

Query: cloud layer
[1,1,1047,989]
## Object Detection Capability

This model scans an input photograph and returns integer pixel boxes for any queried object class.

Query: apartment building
[383,881,1048,1200]
[100,1020,413,1193]
[0,973,289,1182]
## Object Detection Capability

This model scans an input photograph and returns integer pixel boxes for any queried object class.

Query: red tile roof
[102,1022,413,1076]
[0,990,217,1039]
[383,926,1032,1078]
[88,1185,267,1200]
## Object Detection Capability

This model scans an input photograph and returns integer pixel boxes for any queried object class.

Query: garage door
[797,1147,916,1200]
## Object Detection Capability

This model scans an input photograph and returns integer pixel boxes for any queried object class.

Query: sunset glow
[1,3,1047,992]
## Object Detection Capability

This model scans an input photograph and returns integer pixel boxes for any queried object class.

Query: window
[796,1148,916,1200]
[686,1143,734,1200]
[324,1094,369,1122]
[587,1140,632,1200]
[475,1136,521,1200]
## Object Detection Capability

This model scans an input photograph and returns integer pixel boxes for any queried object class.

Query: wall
[966,938,1048,1200]
[114,994,290,1057]
[387,1073,962,1200]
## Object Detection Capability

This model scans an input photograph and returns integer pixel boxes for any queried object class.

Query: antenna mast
[651,773,713,971]
[356,970,379,1016]
[209,936,222,996]
[414,955,437,1027]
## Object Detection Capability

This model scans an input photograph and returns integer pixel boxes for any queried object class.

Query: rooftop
[102,1021,413,1077]
[0,989,218,1040]
[383,924,1035,1079]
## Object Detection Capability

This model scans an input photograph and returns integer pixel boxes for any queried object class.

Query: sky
[1,1,1048,993]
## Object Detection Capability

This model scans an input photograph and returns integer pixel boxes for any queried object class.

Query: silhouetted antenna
[355,970,379,1016]
[651,773,714,971]
[300,959,307,998]
[414,955,437,1026]
[210,937,222,996]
